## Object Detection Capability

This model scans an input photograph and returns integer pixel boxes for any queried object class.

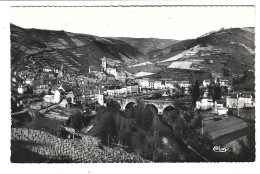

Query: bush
[66,109,85,130]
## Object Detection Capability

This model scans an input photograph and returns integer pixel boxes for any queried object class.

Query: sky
[10,6,255,40]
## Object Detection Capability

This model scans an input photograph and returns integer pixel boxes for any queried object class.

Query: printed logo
[213,146,229,153]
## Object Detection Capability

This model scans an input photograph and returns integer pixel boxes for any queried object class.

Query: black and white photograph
[7,4,256,165]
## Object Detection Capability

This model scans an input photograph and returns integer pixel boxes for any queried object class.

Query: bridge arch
[162,105,175,114]
[107,100,122,111]
[124,102,136,111]
[145,103,159,114]
[121,98,137,111]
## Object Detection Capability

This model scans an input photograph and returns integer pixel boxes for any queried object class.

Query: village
[9,29,257,163]
[11,56,255,116]
[7,4,257,169]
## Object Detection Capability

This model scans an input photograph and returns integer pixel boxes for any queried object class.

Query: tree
[66,109,85,130]
[207,84,214,97]
[97,112,118,145]
[107,100,121,112]
[223,67,230,77]
[66,97,72,104]
[213,84,221,101]
[192,79,200,105]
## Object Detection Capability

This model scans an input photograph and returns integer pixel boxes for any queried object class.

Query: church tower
[101,57,107,72]
[59,63,64,77]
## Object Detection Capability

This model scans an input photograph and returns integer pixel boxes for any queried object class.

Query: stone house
[66,89,82,104]
[226,93,255,109]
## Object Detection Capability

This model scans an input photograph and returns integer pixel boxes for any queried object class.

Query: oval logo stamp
[213,146,229,153]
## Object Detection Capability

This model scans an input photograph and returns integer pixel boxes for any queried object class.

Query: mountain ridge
[11,24,255,80]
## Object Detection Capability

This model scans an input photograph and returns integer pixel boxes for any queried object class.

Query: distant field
[148,68,210,83]
[125,64,161,74]
[167,61,194,69]
[134,72,155,77]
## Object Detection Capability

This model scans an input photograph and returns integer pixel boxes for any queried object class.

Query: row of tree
[192,79,223,105]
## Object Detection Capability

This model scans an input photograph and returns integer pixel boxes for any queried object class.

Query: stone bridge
[112,98,175,114]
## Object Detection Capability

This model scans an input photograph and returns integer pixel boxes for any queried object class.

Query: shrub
[66,109,85,130]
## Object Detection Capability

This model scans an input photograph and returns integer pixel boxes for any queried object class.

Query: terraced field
[30,50,81,74]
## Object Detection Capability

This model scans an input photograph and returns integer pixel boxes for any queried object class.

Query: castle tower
[101,57,107,72]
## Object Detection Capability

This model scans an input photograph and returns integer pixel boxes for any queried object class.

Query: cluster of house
[11,63,66,94]
[195,92,228,115]
[43,84,82,107]
[202,78,230,88]
[136,78,192,94]
[103,84,139,95]
[226,93,255,108]
[196,91,255,115]
[88,57,128,84]
[195,77,254,115]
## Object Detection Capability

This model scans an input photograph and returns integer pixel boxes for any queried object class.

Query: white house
[119,87,127,94]
[203,80,211,87]
[54,90,61,103]
[196,93,214,110]
[107,89,115,96]
[127,85,139,94]
[139,78,149,88]
[43,95,55,103]
[216,108,228,115]
[18,85,27,94]
[44,89,61,103]
[214,100,228,115]
[165,81,174,89]
[59,99,69,108]
[25,76,35,85]
[215,79,229,87]
[226,93,255,109]
[94,93,104,106]
[154,81,163,89]
[106,86,121,96]
[149,80,155,89]
[117,72,126,83]
[178,81,192,88]
[106,67,117,77]
[43,66,54,72]
[214,100,225,108]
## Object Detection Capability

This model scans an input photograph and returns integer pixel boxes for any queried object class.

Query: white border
[0,1,259,174]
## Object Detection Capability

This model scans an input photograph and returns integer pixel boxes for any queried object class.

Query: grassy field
[148,68,210,83]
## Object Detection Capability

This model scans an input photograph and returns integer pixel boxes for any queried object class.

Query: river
[148,105,206,162]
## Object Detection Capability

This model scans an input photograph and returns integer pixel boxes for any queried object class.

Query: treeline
[88,101,183,161]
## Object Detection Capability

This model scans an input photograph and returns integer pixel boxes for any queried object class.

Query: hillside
[149,28,255,77]
[111,37,179,54]
[11,24,255,82]
[11,24,148,74]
